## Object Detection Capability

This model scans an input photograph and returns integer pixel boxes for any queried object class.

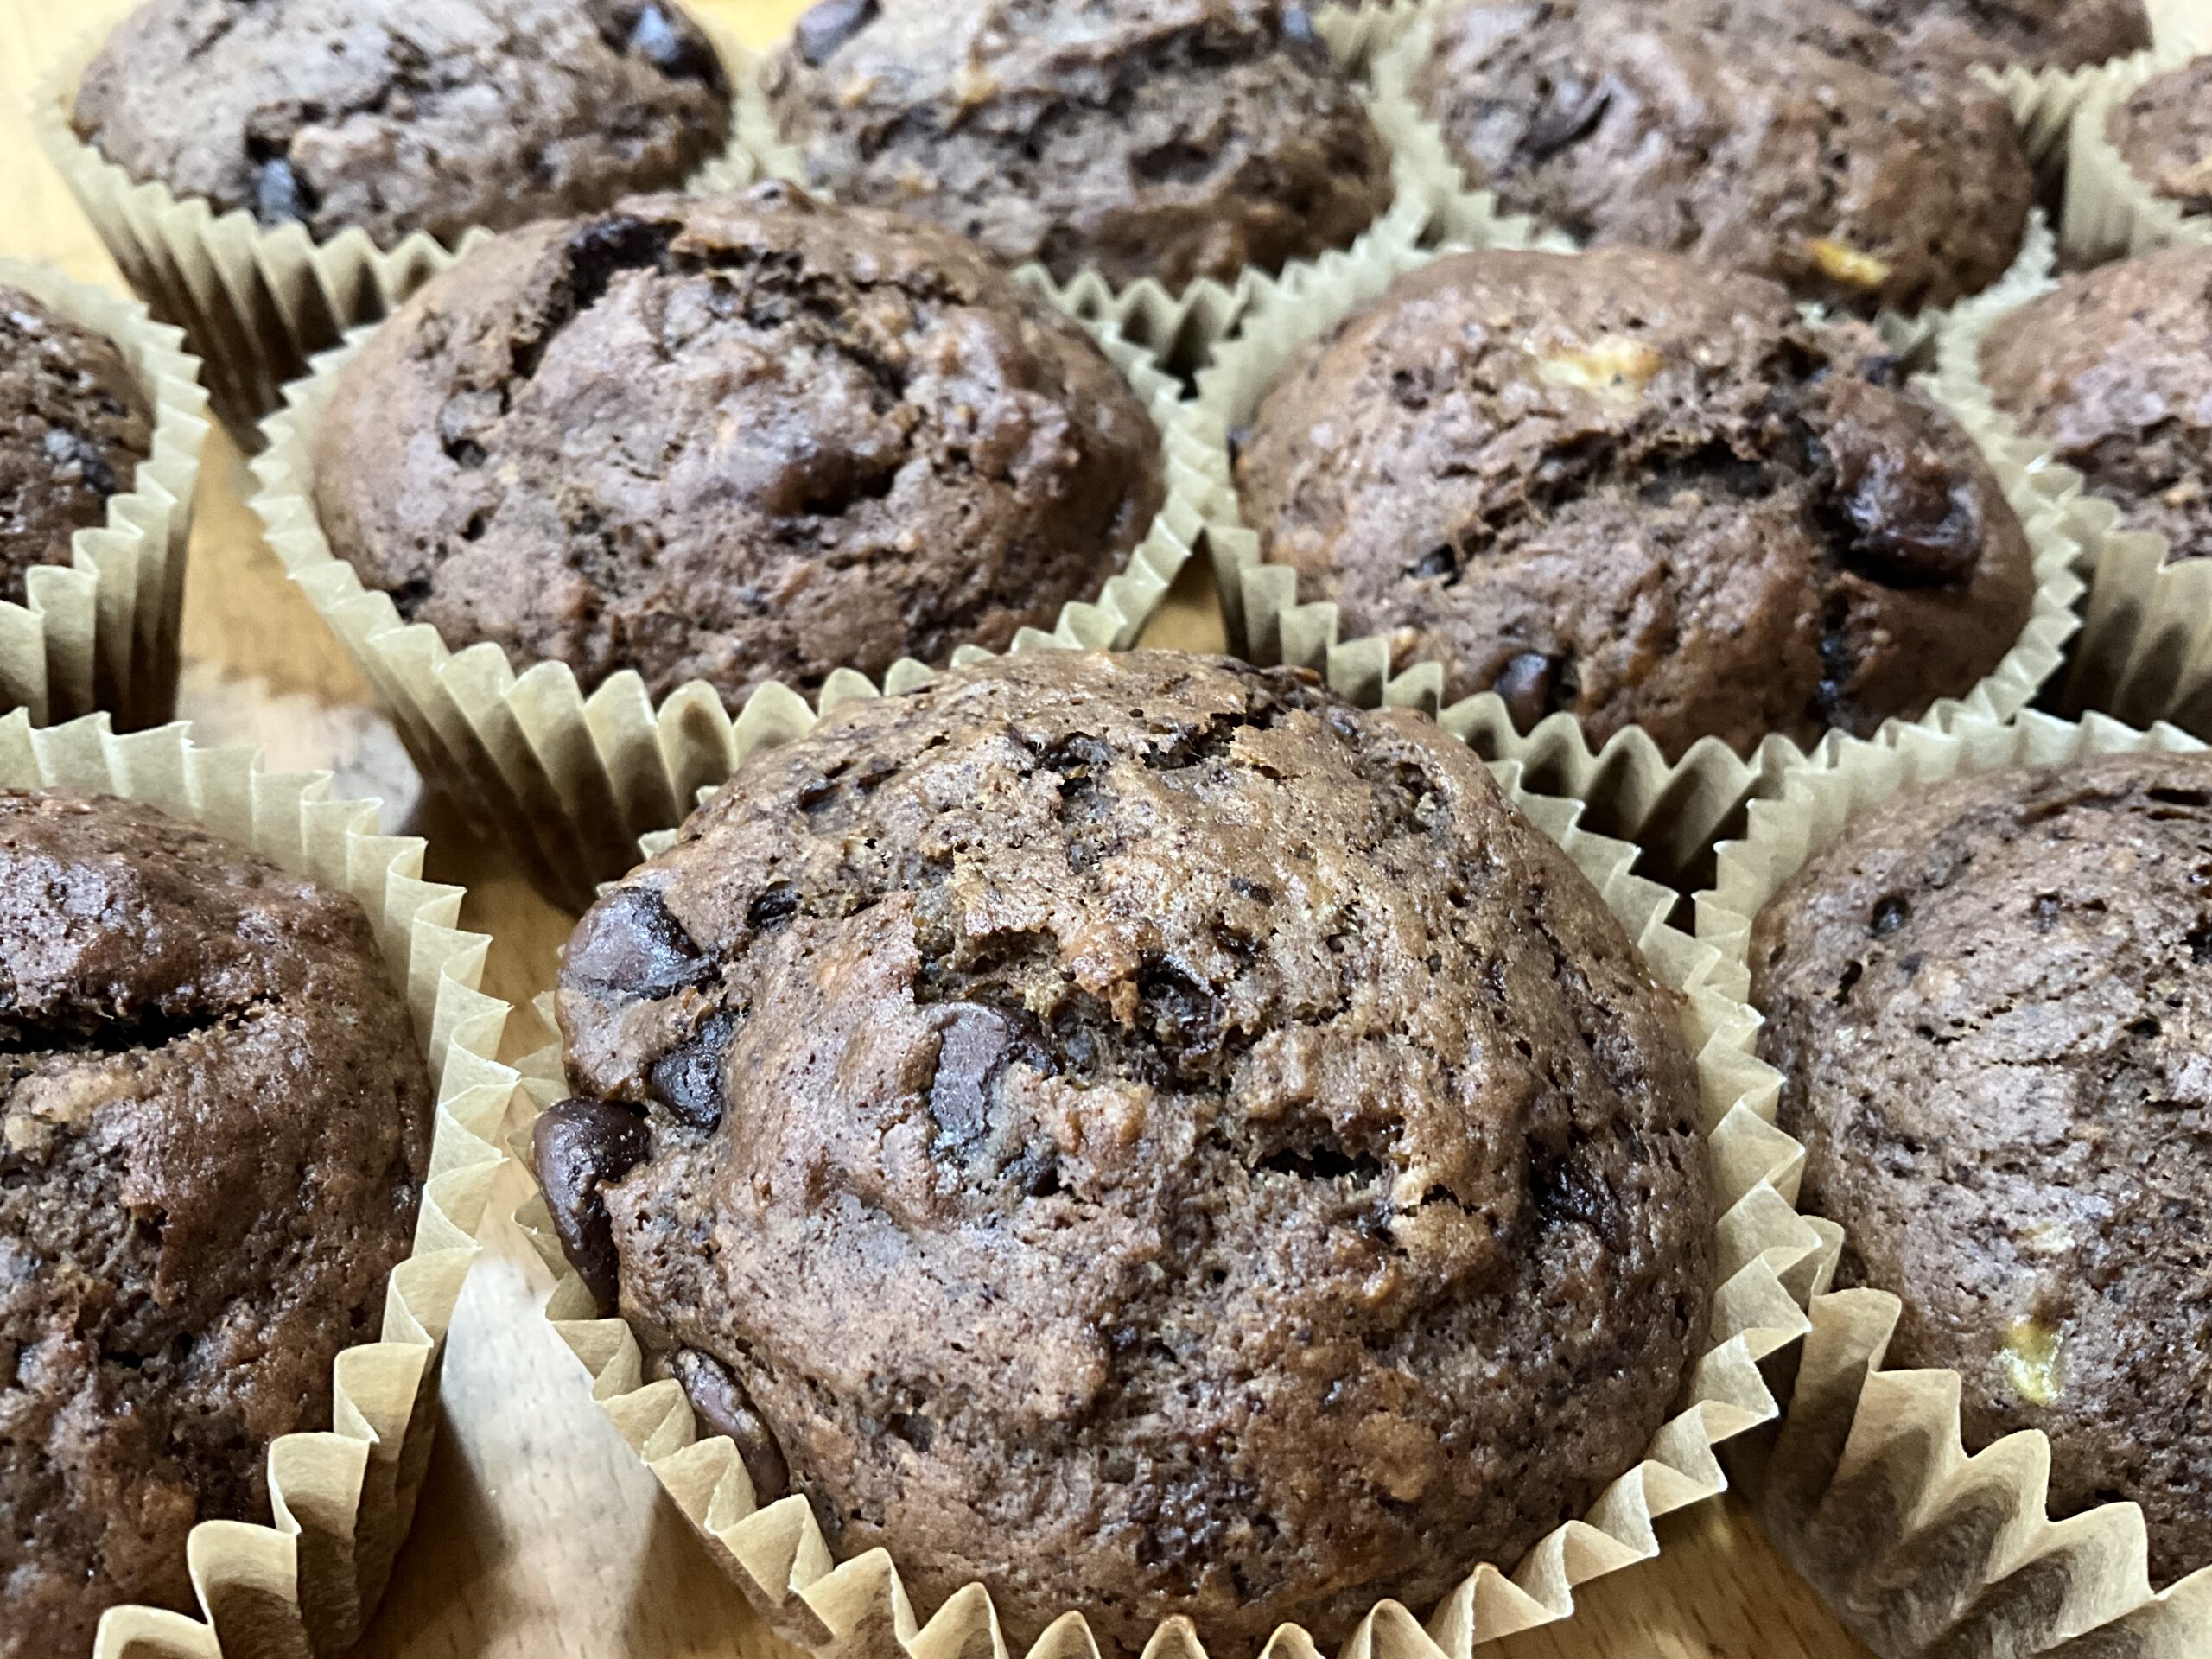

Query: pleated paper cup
[730,3,1444,378]
[0,258,208,730]
[1695,706,2212,1659]
[2059,44,2212,266]
[248,257,1209,913]
[502,639,1840,1659]
[29,9,756,441]
[0,709,512,1659]
[1179,213,2086,887]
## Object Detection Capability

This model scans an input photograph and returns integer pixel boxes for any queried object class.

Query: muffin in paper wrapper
[2059,41,2212,266]
[0,709,513,1659]
[1178,208,2084,887]
[0,258,208,731]
[1929,261,2212,740]
[501,639,1841,1659]
[246,257,1207,913]
[1694,706,2212,1659]
[27,8,759,441]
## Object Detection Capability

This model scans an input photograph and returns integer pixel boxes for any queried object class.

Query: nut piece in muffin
[541,650,1715,1651]
[1834,0,2151,70]
[312,183,1164,708]
[1408,0,2035,315]
[0,791,435,1657]
[1980,246,2212,565]
[1751,753,2212,1586]
[762,0,1395,291]
[72,0,732,248]
[2106,56,2212,219]
[1234,246,2038,763]
[0,285,152,607]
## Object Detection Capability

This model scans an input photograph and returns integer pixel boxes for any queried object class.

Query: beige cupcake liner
[247,265,1208,912]
[499,641,1840,1659]
[1178,211,2086,886]
[0,709,512,1659]
[2060,42,2212,266]
[29,10,759,439]
[1694,705,2212,1659]
[0,258,208,731]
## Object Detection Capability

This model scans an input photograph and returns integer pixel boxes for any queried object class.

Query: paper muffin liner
[247,263,1209,912]
[503,639,1840,1659]
[728,4,1446,378]
[1694,704,2212,1659]
[28,8,760,441]
[2059,42,2212,266]
[1178,209,2086,887]
[0,709,512,1659]
[0,258,209,732]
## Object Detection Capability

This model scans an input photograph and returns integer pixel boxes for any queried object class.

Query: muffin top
[543,650,1713,1652]
[0,286,153,608]
[1235,247,2038,763]
[1750,752,2212,1586]
[1835,0,2152,70]
[313,184,1163,706]
[1410,0,2034,315]
[0,791,434,1657]
[1980,246,2212,566]
[72,0,732,248]
[762,0,1395,291]
[2107,56,2212,217]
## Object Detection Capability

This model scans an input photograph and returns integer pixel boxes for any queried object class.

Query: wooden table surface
[2,4,1878,1654]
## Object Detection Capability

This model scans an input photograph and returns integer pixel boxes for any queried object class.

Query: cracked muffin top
[72,0,732,248]
[1751,753,2212,1586]
[762,0,1395,291]
[1835,0,2151,70]
[1235,246,2039,763]
[0,286,153,608]
[0,791,434,1658]
[312,184,1163,706]
[1980,246,2212,567]
[538,649,1714,1652]
[1409,0,2034,316]
[2106,56,2212,219]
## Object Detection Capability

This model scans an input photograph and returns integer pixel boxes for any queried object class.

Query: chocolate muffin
[72,0,732,248]
[1750,752,2212,1586]
[1980,246,2212,565]
[1408,0,2035,315]
[1234,247,2039,763]
[0,791,435,1656]
[0,285,153,607]
[541,650,1715,1651]
[761,0,1395,291]
[1834,0,2152,70]
[312,184,1163,707]
[2106,56,2212,219]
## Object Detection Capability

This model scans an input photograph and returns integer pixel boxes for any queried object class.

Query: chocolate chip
[1821,430,1982,589]
[565,886,715,996]
[1280,6,1320,48]
[1520,77,1612,167]
[926,1002,1051,1155]
[254,156,311,227]
[794,0,877,66]
[41,427,115,496]
[650,1009,735,1129]
[628,3,721,84]
[1409,545,1458,582]
[746,886,799,933]
[669,1348,790,1502]
[531,1098,652,1313]
[1872,895,1911,936]
[1225,424,1253,467]
[1492,652,1560,731]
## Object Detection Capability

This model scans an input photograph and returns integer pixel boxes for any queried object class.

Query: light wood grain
[0,4,1872,1654]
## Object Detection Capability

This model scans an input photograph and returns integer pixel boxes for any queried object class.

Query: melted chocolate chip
[628,3,722,85]
[41,427,116,497]
[254,156,312,227]
[565,886,715,996]
[1823,431,1982,589]
[1280,6,1320,48]
[670,1348,790,1502]
[794,0,878,66]
[927,1002,1050,1155]
[1492,652,1560,731]
[532,1098,652,1312]
[1520,77,1612,167]
[650,1008,736,1129]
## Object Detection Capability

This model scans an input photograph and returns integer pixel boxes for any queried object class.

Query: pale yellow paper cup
[0,709,512,1659]
[2059,43,2212,266]
[504,640,1840,1659]
[1179,210,2085,887]
[28,8,755,440]
[1695,706,2212,1659]
[0,258,209,729]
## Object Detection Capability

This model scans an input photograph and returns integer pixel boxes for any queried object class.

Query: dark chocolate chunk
[254,156,311,227]
[794,0,877,66]
[649,1009,736,1129]
[565,886,715,996]
[1492,652,1559,730]
[532,1097,652,1311]
[669,1347,791,1501]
